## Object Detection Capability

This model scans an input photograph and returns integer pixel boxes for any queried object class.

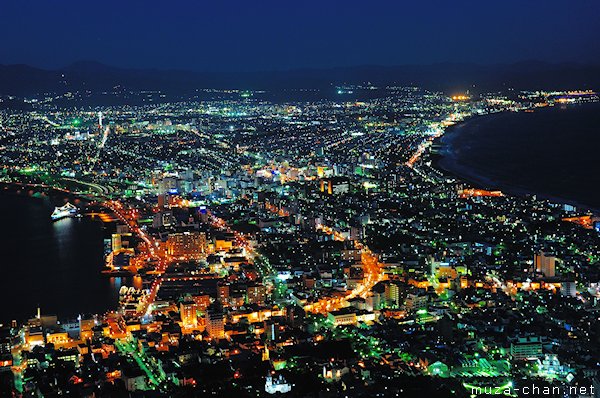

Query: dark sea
[0,193,124,323]
[438,102,600,210]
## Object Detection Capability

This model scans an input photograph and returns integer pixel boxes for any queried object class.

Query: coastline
[0,185,118,323]
[433,106,600,214]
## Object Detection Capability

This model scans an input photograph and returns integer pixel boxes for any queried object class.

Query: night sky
[1,0,599,71]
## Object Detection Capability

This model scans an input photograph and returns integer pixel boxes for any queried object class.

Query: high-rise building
[510,336,543,360]
[79,315,95,341]
[192,294,211,311]
[0,327,12,355]
[365,293,381,311]
[180,297,198,329]
[404,290,428,312]
[205,302,225,339]
[265,320,280,341]
[111,234,122,252]
[153,210,174,228]
[217,281,230,304]
[384,282,401,308]
[157,193,167,208]
[560,281,577,297]
[534,252,556,277]
[166,232,207,260]
[112,232,133,252]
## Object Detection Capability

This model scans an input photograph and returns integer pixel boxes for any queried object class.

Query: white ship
[51,202,78,221]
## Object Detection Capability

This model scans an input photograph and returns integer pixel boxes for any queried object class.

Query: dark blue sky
[1,0,599,71]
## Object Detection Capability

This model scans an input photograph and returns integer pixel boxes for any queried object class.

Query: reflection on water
[53,217,75,271]
[110,277,123,291]
[0,194,121,322]
[109,276,141,293]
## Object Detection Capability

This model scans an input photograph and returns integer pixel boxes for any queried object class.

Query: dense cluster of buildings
[0,87,599,397]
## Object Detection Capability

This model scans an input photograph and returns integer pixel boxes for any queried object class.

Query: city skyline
[1,2,600,397]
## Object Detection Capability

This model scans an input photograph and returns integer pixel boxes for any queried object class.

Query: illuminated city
[1,1,600,397]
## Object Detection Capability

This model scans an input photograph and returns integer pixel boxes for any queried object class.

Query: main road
[305,224,386,314]
[102,200,168,316]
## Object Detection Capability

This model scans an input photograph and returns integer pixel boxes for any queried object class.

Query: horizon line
[2,59,600,74]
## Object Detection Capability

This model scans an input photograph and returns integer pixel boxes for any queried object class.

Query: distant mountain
[1,60,599,97]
